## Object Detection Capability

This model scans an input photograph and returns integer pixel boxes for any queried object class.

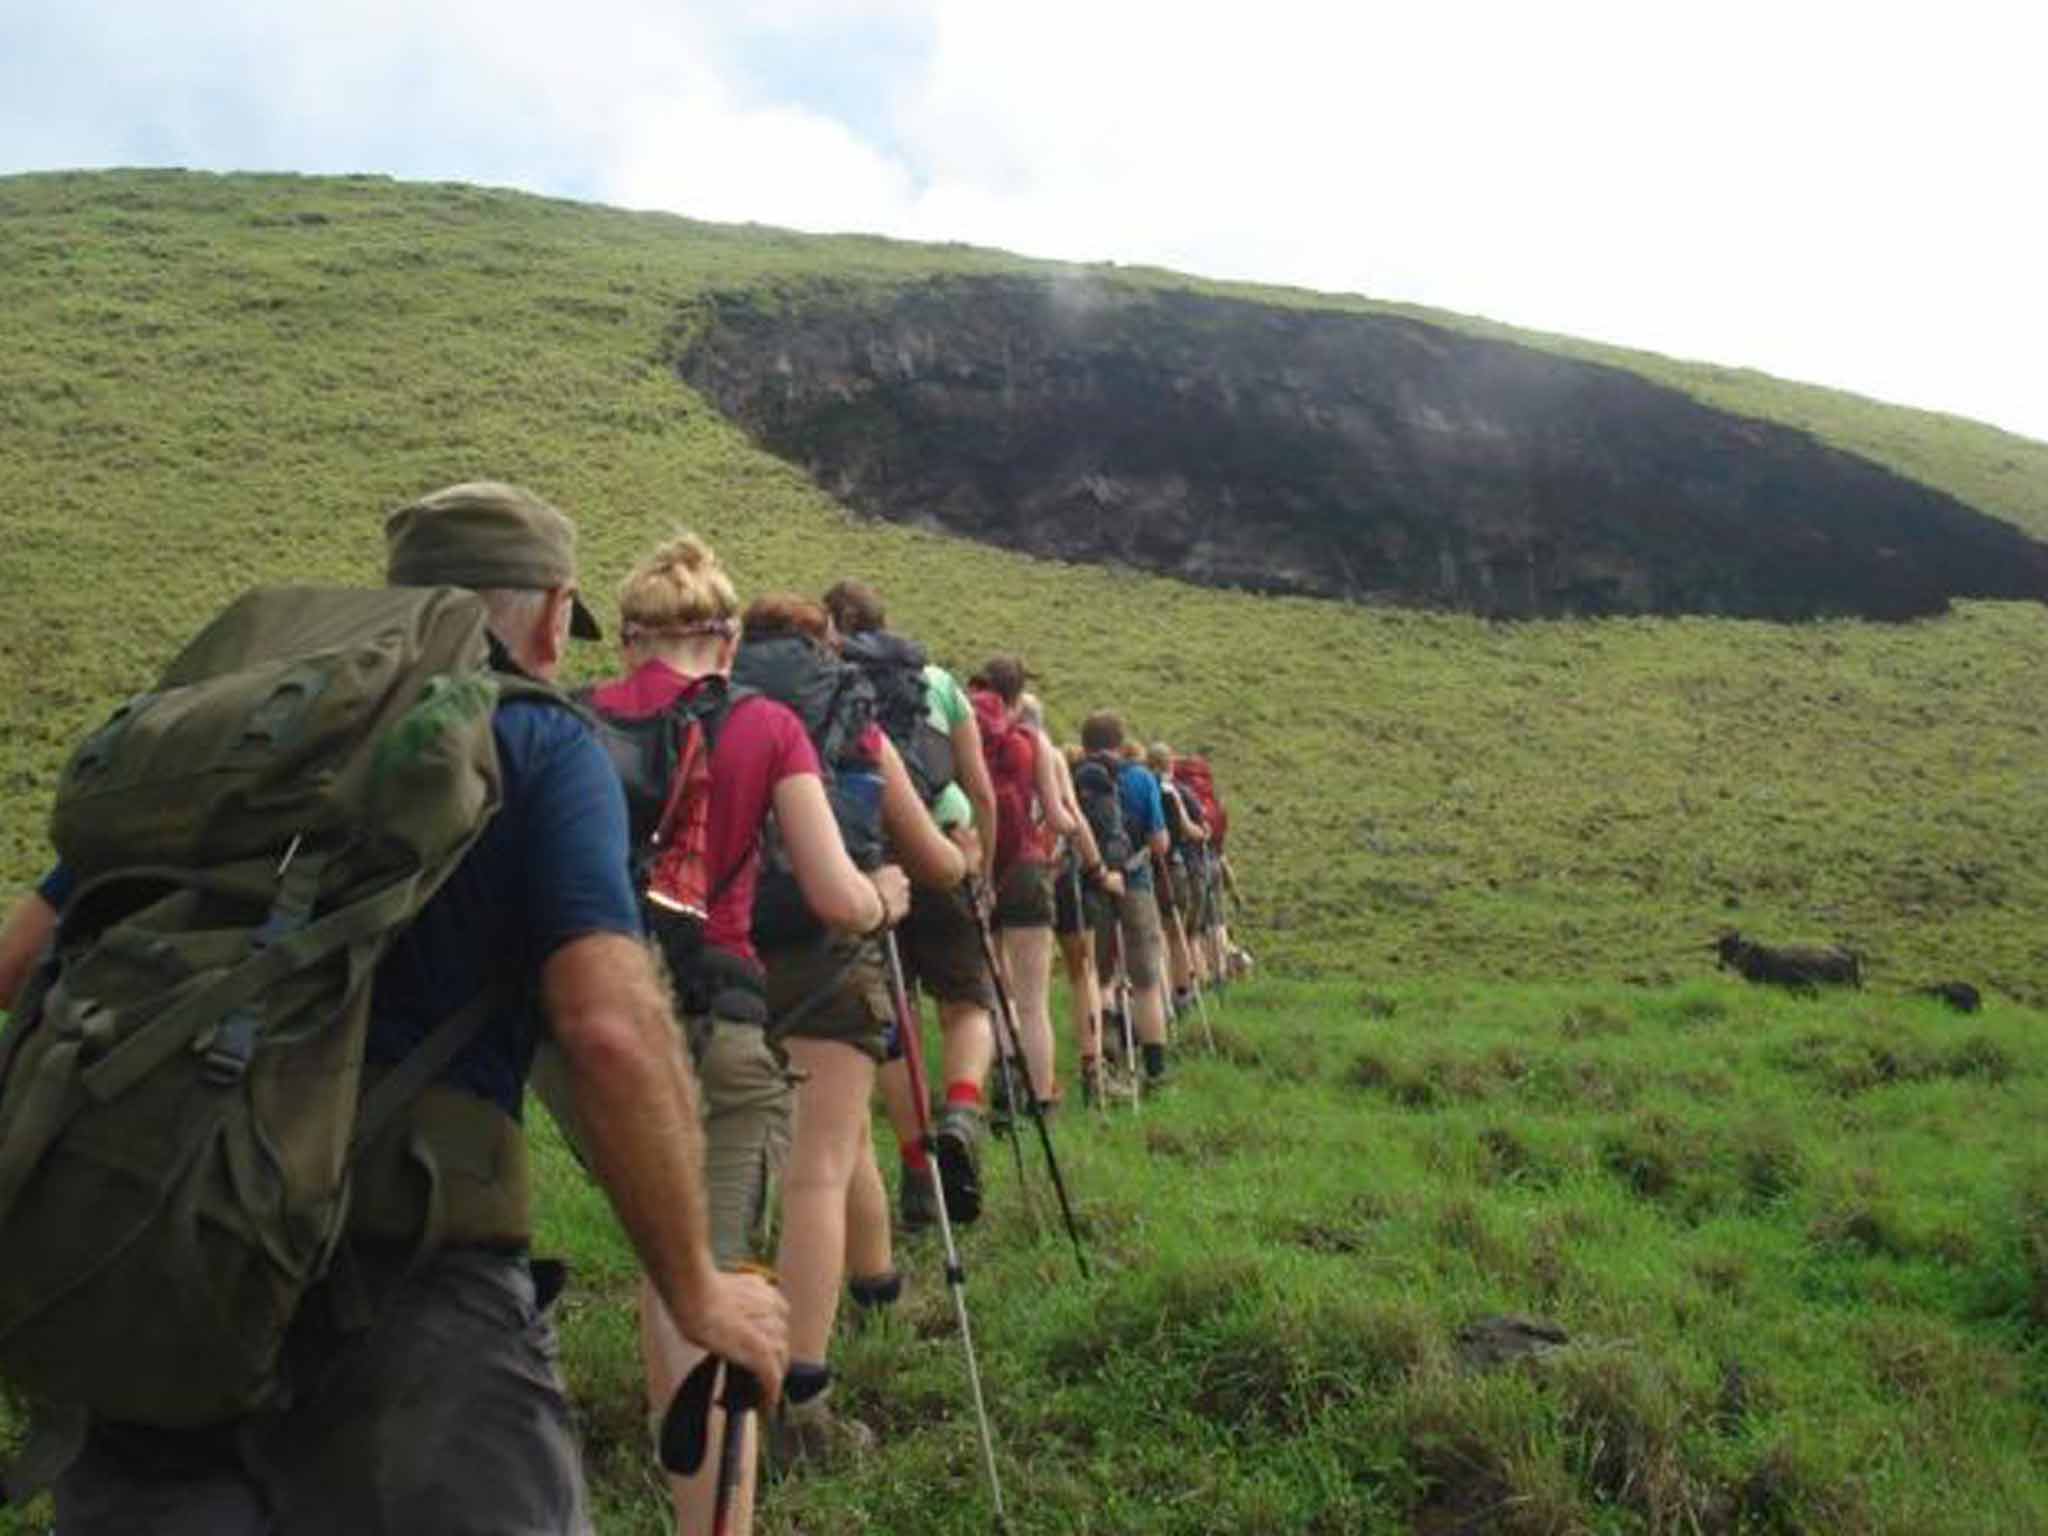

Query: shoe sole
[933,1124,983,1225]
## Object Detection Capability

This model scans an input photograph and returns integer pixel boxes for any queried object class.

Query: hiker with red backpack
[971,659,1077,1114]
[0,485,789,1534]
[573,540,908,1535]
[1175,753,1250,982]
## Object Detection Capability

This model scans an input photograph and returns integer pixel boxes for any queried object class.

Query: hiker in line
[1175,752,1249,980]
[819,581,1000,1235]
[18,484,790,1535]
[566,538,905,1535]
[734,595,963,1475]
[1051,742,1125,1106]
[970,659,1076,1114]
[1148,742,1211,1007]
[1082,711,1174,1090]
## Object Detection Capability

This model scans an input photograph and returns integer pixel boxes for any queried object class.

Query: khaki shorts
[897,881,996,1009]
[993,859,1053,930]
[1096,878,1165,989]
[532,1010,791,1272]
[763,936,892,1063]
[695,1017,795,1268]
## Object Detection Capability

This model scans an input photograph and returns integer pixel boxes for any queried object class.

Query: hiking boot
[933,1104,985,1225]
[766,1391,876,1479]
[899,1166,938,1235]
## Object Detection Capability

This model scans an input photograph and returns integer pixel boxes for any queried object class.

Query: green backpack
[0,585,534,1430]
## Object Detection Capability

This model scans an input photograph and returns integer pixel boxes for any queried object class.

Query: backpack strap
[350,986,505,1160]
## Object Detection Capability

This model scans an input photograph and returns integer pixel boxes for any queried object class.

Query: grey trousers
[54,1249,591,1536]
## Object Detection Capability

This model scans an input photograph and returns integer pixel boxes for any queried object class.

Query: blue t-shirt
[370,697,640,1115]
[33,698,641,1117]
[1116,762,1167,890]
[36,865,76,911]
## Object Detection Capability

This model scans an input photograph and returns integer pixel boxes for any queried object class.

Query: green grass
[4,168,2048,1530]
[10,977,2043,1531]
[522,978,2044,1535]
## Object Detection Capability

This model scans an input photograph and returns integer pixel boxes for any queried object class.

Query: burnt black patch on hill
[673,275,2048,619]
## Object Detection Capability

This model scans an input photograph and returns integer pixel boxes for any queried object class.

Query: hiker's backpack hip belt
[349,1082,532,1252]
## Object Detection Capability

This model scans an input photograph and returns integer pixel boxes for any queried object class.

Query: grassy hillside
[2,168,2047,999]
[2,168,2046,1535]
[19,976,2039,1534]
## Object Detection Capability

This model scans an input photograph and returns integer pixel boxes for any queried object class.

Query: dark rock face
[673,275,2048,619]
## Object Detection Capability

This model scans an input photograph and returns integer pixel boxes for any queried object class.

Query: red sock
[901,1142,931,1174]
[945,1079,983,1110]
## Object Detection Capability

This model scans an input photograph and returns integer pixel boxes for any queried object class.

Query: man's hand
[872,863,911,926]
[1103,869,1126,899]
[673,1269,791,1409]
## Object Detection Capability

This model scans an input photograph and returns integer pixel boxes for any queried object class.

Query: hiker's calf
[1715,931,1862,990]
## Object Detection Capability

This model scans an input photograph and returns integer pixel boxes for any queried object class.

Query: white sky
[5,0,2043,443]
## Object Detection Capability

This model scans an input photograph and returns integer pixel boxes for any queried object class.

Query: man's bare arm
[0,892,58,1014]
[542,931,789,1398]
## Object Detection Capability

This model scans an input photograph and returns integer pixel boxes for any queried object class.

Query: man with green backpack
[0,482,788,1533]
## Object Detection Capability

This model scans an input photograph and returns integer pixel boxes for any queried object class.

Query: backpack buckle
[202,1007,259,1084]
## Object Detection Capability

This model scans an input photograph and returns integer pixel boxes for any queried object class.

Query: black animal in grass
[1714,930,1862,991]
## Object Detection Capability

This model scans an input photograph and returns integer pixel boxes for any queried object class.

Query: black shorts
[896,881,996,1010]
[992,859,1053,930]
[1053,856,1114,937]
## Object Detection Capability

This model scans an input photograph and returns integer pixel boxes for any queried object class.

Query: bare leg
[877,1053,921,1159]
[997,924,1057,1100]
[775,1038,878,1364]
[1055,927,1101,1062]
[938,997,993,1093]
[642,1280,758,1536]
[843,1111,893,1284]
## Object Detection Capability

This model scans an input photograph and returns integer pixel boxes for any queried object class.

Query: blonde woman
[581,538,908,1536]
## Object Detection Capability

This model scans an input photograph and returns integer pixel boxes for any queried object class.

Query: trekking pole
[1167,899,1217,1055]
[1202,848,1230,989]
[880,931,1009,1530]
[657,1345,761,1536]
[1152,854,1182,1048]
[710,1365,760,1536]
[971,889,1036,1213]
[963,882,1091,1279]
[1103,916,1140,1114]
[1068,855,1108,1120]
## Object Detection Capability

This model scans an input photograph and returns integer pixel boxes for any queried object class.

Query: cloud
[2,0,2042,440]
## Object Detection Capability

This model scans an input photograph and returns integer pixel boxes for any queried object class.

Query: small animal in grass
[1714,931,1863,990]
[1919,980,1982,1014]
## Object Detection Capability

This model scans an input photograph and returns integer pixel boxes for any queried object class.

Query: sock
[784,1361,831,1407]
[1144,1042,1167,1078]
[901,1142,930,1174]
[945,1078,982,1110]
[848,1270,903,1311]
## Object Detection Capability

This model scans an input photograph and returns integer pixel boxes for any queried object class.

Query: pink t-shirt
[589,660,821,963]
